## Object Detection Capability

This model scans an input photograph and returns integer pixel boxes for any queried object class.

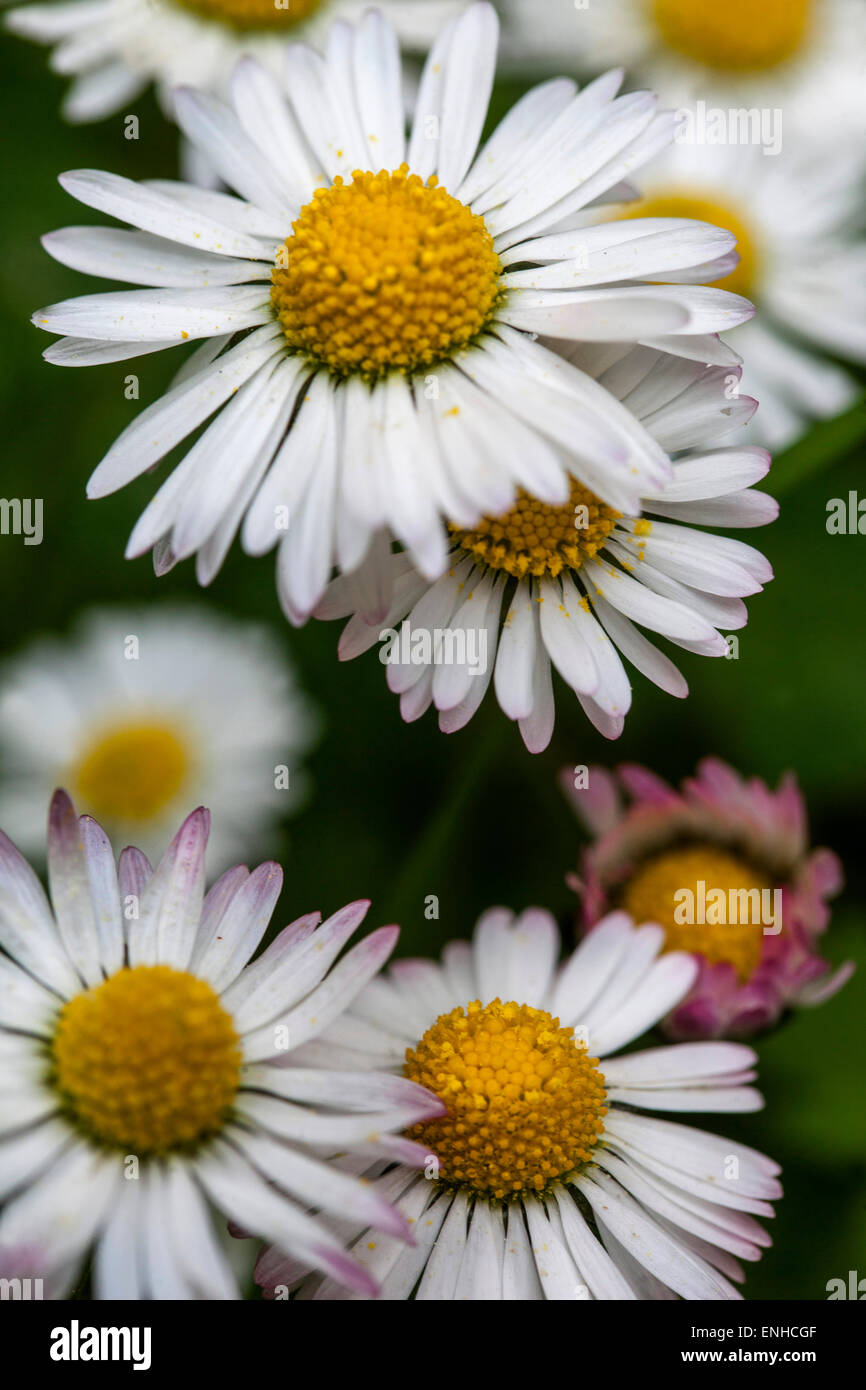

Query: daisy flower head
[562,758,854,1039]
[316,344,776,749]
[0,604,318,870]
[255,907,782,1300]
[33,3,756,624]
[565,0,866,134]
[596,138,866,450]
[5,0,469,124]
[0,790,444,1298]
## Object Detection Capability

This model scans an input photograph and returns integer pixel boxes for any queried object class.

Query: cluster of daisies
[0,767,848,1300]
[22,1,783,747]
[0,0,858,1302]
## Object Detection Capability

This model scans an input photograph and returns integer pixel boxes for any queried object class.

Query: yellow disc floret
[621,844,777,982]
[271,164,503,379]
[73,721,190,825]
[52,966,242,1154]
[449,479,620,580]
[403,999,608,1200]
[650,0,812,71]
[174,0,324,33]
[628,191,759,299]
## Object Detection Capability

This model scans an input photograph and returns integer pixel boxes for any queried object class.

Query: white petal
[42,225,268,288]
[435,2,498,193]
[591,952,698,1055]
[224,900,370,1032]
[195,1140,377,1297]
[240,926,398,1060]
[127,808,209,969]
[173,87,297,218]
[190,861,282,992]
[57,168,269,258]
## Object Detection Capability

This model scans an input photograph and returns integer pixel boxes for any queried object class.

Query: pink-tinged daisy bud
[561,758,853,1039]
[253,908,782,1300]
[0,790,444,1299]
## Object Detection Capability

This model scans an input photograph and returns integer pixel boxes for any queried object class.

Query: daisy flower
[561,758,854,1039]
[5,0,467,124]
[0,790,444,1299]
[316,344,776,748]
[254,907,782,1300]
[597,139,866,449]
[33,3,754,622]
[0,604,318,869]
[564,0,866,134]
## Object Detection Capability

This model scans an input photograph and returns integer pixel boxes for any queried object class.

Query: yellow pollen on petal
[627,191,759,299]
[270,164,503,379]
[448,479,620,580]
[650,0,813,71]
[174,0,324,33]
[51,966,242,1155]
[402,999,608,1201]
[73,721,190,825]
[620,844,776,983]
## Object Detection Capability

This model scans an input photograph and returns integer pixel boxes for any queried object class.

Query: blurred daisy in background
[317,344,775,748]
[33,4,755,624]
[561,758,854,1038]
[5,0,466,124]
[599,139,866,449]
[565,0,866,133]
[255,908,782,1300]
[0,792,443,1298]
[0,604,317,868]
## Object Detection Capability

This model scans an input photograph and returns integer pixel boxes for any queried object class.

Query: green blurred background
[1,40,864,1300]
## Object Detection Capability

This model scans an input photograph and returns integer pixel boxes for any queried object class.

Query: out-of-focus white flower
[0,604,318,868]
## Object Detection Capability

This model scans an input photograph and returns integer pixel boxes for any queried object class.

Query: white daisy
[254,908,782,1300]
[5,0,467,124]
[315,344,776,749]
[594,138,866,450]
[0,604,318,869]
[0,790,444,1299]
[560,0,866,134]
[33,3,754,622]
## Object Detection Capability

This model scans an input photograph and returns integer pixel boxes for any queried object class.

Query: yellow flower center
[449,480,620,580]
[270,165,503,380]
[403,999,608,1201]
[73,721,190,825]
[51,966,242,1155]
[620,845,777,983]
[629,192,759,299]
[650,0,813,71]
[175,0,324,33]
